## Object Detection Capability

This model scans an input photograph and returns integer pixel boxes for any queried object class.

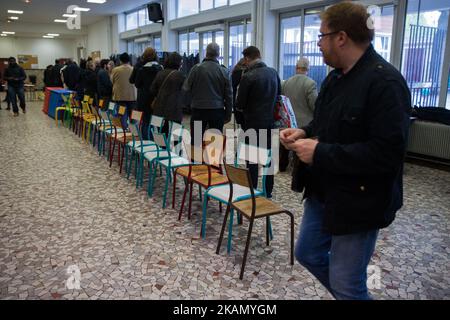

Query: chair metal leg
[119,145,125,174]
[227,209,234,254]
[266,216,270,246]
[172,172,177,209]
[148,160,158,197]
[188,182,193,220]
[240,218,254,280]
[178,179,189,221]
[110,139,116,168]
[162,167,170,209]
[287,211,295,265]
[200,193,209,238]
[216,205,231,255]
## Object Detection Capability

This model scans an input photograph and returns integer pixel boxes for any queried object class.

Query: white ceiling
[0,0,153,37]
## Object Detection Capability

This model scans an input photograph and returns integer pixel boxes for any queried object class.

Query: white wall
[86,17,111,59]
[0,37,77,69]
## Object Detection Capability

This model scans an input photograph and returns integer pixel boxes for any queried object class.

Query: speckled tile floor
[0,99,449,300]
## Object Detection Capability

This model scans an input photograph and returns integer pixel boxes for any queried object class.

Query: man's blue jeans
[295,196,379,300]
[8,86,26,114]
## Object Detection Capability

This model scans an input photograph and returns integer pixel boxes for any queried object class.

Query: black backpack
[412,106,450,126]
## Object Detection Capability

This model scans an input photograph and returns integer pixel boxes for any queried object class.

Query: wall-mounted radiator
[407,120,450,161]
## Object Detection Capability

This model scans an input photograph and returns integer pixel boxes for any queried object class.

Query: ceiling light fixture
[9,16,19,20]
[43,35,54,39]
[2,31,16,34]
[87,0,107,4]
[73,7,90,12]
[47,33,60,36]
[1,34,7,37]
[8,10,24,14]
[54,19,67,23]
[63,14,77,18]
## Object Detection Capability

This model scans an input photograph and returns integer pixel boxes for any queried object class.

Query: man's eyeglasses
[317,31,340,41]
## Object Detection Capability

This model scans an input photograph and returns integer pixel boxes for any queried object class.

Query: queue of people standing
[1,2,411,301]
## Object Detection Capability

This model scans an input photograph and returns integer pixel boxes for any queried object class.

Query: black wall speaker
[147,3,164,24]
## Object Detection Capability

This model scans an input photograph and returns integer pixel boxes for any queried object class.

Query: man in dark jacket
[236,46,280,198]
[183,43,232,143]
[3,57,27,116]
[62,59,80,92]
[150,52,186,130]
[43,65,54,89]
[134,47,163,140]
[97,59,113,109]
[231,58,248,126]
[51,59,64,87]
[280,2,411,300]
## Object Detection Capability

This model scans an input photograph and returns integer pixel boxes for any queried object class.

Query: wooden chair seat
[233,197,285,218]
[175,165,219,178]
[191,172,228,187]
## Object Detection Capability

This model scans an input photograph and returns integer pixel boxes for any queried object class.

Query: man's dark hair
[100,59,110,69]
[9,57,16,62]
[55,59,60,65]
[119,52,130,64]
[165,52,182,69]
[79,58,87,69]
[242,46,261,60]
[320,1,374,44]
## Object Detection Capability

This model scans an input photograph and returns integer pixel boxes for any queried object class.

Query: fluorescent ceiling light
[63,14,77,18]
[47,34,60,37]
[73,7,90,12]
[43,35,54,39]
[8,10,23,14]
[87,0,107,4]
[9,16,19,20]
[2,31,16,34]
[54,19,67,23]
[0,34,7,37]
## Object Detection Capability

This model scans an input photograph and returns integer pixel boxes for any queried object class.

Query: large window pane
[215,31,225,65]
[372,5,394,62]
[215,0,227,8]
[230,0,250,5]
[447,68,450,109]
[138,9,148,27]
[179,33,188,55]
[127,41,135,55]
[246,22,252,47]
[178,0,199,17]
[229,24,245,68]
[154,37,161,51]
[201,0,213,11]
[126,11,138,30]
[202,32,213,58]
[189,32,200,55]
[304,11,327,89]
[402,0,449,107]
[280,16,301,80]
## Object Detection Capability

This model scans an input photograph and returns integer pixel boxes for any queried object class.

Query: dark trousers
[8,86,26,114]
[115,101,136,131]
[279,143,291,172]
[142,111,152,141]
[190,108,225,145]
[243,126,274,198]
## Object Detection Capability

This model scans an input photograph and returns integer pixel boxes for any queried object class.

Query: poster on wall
[18,55,39,69]
[91,51,101,60]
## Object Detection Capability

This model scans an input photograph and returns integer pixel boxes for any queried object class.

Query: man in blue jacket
[280,2,411,300]
[3,57,27,116]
